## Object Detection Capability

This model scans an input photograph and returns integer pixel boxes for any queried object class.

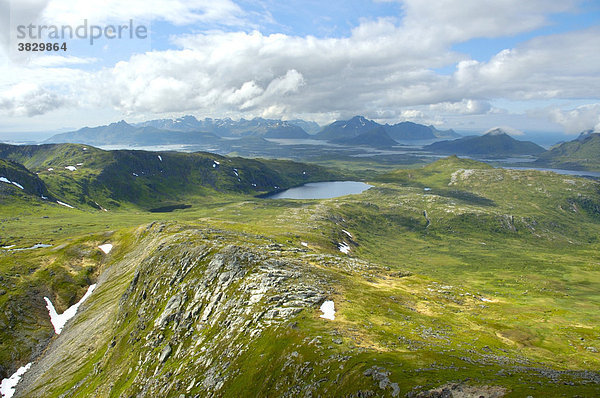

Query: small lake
[266,181,372,199]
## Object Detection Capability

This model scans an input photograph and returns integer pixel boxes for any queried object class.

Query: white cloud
[429,99,491,115]
[8,0,245,27]
[449,28,600,100]
[0,0,598,133]
[0,82,69,116]
[546,104,600,134]
[484,126,525,136]
[400,0,577,44]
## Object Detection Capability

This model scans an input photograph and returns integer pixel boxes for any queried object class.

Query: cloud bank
[0,0,598,132]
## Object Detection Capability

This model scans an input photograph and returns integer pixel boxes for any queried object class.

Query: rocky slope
[16,223,384,396]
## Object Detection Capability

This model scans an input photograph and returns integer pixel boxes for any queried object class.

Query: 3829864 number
[17,42,67,51]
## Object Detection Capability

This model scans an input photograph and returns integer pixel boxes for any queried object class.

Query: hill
[424,128,545,156]
[0,143,341,211]
[385,121,459,140]
[331,126,398,148]
[0,159,53,200]
[535,130,600,171]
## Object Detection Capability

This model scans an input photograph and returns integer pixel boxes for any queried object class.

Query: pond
[266,181,372,199]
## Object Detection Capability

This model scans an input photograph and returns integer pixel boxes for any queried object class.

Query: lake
[266,181,372,199]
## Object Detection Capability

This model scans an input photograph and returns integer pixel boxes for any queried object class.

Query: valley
[1,140,599,396]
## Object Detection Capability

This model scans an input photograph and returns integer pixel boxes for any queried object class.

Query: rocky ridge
[15,223,404,397]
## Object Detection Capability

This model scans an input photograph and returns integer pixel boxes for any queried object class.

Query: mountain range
[331,126,398,148]
[136,116,312,139]
[45,115,461,149]
[37,117,600,172]
[314,115,459,144]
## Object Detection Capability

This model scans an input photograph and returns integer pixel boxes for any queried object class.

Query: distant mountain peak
[484,127,524,137]
[577,129,598,141]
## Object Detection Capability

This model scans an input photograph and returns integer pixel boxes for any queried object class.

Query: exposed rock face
[407,383,507,398]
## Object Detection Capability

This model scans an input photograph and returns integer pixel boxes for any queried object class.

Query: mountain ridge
[424,128,545,156]
[315,116,460,143]
[535,131,600,171]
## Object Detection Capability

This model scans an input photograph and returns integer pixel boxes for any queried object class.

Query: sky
[0,0,599,140]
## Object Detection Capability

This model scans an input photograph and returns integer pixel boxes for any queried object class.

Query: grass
[1,150,600,396]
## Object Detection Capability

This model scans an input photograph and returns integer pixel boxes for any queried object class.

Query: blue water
[266,181,372,199]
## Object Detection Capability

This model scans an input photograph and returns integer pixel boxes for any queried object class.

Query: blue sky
[0,0,599,139]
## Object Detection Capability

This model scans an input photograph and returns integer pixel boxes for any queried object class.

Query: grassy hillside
[0,159,52,200]
[0,143,344,211]
[2,155,600,396]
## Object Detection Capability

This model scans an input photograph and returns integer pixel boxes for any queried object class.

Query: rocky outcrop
[17,223,368,397]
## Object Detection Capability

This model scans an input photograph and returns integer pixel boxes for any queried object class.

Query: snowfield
[44,284,97,334]
[1,363,32,398]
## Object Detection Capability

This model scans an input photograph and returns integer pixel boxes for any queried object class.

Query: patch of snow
[65,166,77,171]
[82,147,87,151]
[94,201,108,212]
[1,245,15,249]
[1,362,32,398]
[252,183,257,187]
[341,229,353,238]
[98,243,113,254]
[302,171,306,175]
[213,160,220,168]
[47,168,54,171]
[76,163,83,166]
[424,187,432,191]
[41,195,48,200]
[480,297,492,302]
[9,244,52,251]
[338,242,351,254]
[301,242,308,247]
[132,172,139,177]
[0,177,24,190]
[56,201,74,208]
[158,155,162,162]
[233,169,239,177]
[320,300,335,320]
[44,284,96,334]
